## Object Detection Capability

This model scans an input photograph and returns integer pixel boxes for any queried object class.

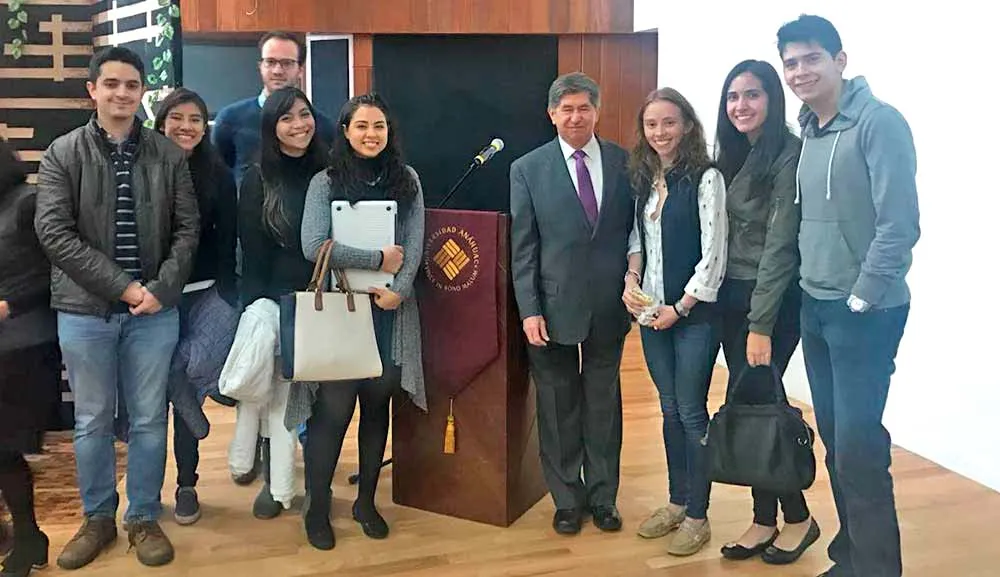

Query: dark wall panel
[372,35,558,212]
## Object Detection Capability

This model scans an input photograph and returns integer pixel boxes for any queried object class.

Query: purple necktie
[572,149,599,226]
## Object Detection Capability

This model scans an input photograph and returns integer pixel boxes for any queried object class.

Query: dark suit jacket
[510,137,634,345]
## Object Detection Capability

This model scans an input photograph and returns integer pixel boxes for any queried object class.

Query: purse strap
[306,239,334,292]
[729,364,790,406]
[307,238,357,313]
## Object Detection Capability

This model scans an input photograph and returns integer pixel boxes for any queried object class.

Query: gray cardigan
[285,167,426,428]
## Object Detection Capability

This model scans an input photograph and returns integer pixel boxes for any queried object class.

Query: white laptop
[330,200,397,293]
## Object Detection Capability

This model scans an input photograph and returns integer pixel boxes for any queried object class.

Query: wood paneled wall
[179,0,634,34]
[353,34,373,96]
[0,0,97,183]
[558,33,657,149]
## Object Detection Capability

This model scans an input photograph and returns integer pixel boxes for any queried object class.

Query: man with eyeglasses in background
[213,30,335,186]
[211,31,334,492]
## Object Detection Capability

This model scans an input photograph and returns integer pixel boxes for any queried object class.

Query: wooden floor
[40,332,1000,576]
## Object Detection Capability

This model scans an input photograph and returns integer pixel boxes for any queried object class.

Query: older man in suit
[510,72,634,536]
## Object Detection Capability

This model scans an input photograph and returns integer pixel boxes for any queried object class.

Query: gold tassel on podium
[443,398,456,454]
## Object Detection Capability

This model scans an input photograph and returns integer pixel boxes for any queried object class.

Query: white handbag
[280,239,383,382]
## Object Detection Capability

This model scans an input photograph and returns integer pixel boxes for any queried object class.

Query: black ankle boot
[252,443,282,520]
[352,501,389,539]
[1,529,48,577]
[302,492,334,551]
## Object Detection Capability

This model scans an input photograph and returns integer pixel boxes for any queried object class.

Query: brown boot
[126,521,174,567]
[56,517,117,570]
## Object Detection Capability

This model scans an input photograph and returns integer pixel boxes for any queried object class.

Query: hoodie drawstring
[794,134,807,205]
[825,131,841,200]
[794,131,841,204]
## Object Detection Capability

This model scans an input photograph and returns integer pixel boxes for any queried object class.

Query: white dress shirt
[558,135,603,210]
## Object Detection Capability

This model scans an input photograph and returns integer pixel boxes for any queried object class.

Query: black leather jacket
[33,119,200,317]
[0,182,56,351]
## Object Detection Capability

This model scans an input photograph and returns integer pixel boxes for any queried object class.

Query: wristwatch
[672,301,690,318]
[625,269,641,283]
[847,295,871,313]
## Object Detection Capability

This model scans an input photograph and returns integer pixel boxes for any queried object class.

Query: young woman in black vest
[293,92,426,551]
[622,88,727,557]
[712,59,819,564]
[237,86,327,519]
[153,88,239,527]
[0,139,60,577]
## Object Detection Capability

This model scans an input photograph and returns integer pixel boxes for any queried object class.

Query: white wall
[636,2,1000,490]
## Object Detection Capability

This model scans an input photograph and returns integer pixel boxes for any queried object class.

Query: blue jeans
[640,321,716,519]
[58,309,179,523]
[801,295,908,577]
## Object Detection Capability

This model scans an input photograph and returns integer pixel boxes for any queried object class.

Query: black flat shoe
[591,505,622,532]
[301,492,334,550]
[552,509,583,535]
[762,518,821,565]
[352,502,389,540]
[0,530,48,577]
[720,529,777,561]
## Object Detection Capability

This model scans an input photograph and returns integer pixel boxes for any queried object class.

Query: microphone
[438,138,505,209]
[473,138,504,166]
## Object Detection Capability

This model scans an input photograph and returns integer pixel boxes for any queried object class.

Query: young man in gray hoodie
[777,14,920,577]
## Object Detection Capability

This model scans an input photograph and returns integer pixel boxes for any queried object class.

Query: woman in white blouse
[622,87,727,557]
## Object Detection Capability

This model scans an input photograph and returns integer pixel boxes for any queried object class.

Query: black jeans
[714,279,810,527]
[173,404,199,488]
[801,294,908,577]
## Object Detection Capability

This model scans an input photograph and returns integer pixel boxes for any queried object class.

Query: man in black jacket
[34,46,199,570]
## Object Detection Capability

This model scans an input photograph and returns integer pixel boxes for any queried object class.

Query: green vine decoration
[5,0,29,60]
[142,0,180,127]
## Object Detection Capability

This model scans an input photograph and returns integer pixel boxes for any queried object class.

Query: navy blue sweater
[212,95,335,186]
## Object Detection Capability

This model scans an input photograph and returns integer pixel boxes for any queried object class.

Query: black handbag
[705,365,817,493]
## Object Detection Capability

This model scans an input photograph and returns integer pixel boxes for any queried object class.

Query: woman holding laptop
[294,92,426,551]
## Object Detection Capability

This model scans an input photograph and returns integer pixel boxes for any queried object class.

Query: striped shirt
[96,120,142,280]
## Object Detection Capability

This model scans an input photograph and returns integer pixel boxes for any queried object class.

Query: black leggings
[0,449,38,536]
[304,373,398,513]
[173,405,199,488]
[715,279,810,527]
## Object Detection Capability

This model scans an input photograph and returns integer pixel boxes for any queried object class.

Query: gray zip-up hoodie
[795,76,920,308]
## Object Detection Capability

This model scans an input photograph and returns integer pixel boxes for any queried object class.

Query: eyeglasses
[260,58,299,70]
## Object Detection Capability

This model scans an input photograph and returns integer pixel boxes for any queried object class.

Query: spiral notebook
[330,200,397,293]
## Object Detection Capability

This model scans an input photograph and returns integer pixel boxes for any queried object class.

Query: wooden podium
[392,210,547,527]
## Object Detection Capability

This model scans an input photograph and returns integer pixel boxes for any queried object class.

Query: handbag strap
[306,238,358,313]
[729,363,790,405]
[331,269,357,313]
[306,239,334,292]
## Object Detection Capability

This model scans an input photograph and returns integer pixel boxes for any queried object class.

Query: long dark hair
[259,86,326,245]
[153,88,223,202]
[627,87,712,208]
[0,138,27,194]
[715,60,790,199]
[326,92,416,204]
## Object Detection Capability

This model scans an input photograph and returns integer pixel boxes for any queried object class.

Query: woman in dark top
[237,86,327,519]
[153,88,239,527]
[0,138,59,576]
[295,93,425,551]
[712,60,819,564]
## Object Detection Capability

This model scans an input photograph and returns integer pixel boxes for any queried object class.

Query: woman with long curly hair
[622,87,727,557]
[293,92,425,551]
